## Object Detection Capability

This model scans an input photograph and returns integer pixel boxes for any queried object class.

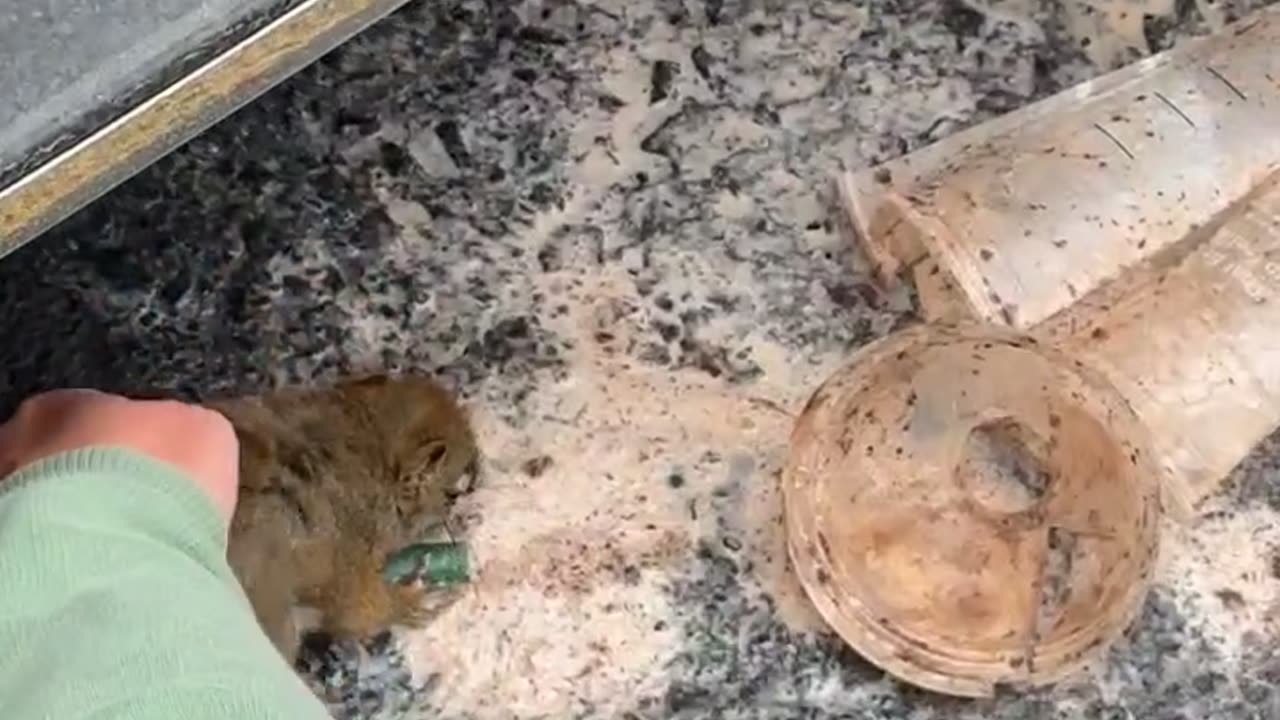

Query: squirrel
[207,374,479,663]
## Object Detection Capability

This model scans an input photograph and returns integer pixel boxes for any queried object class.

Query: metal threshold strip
[0,0,411,260]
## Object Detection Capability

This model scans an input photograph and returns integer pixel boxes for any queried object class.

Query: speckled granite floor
[3,0,1280,718]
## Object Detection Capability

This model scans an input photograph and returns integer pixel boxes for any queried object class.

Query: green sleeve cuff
[0,446,230,579]
[0,445,328,719]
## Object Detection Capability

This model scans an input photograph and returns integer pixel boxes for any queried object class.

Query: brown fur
[208,374,478,662]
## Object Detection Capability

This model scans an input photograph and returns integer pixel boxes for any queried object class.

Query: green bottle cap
[382,542,470,586]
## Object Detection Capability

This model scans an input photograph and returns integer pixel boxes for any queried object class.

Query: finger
[27,388,111,412]
[9,388,109,425]
[0,389,111,478]
[0,420,18,478]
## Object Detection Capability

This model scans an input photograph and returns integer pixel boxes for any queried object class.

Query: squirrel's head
[343,374,481,538]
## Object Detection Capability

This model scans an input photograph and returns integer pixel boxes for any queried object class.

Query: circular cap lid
[784,324,1159,697]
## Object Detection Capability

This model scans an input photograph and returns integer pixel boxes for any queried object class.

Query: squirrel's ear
[347,373,392,388]
[421,440,448,470]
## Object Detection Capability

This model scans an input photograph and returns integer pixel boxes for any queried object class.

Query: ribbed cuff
[0,446,230,574]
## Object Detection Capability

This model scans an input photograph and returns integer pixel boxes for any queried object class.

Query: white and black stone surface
[3,1,1280,718]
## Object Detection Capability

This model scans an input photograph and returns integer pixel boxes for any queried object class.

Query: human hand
[0,389,240,522]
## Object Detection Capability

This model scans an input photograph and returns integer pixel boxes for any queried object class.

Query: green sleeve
[0,447,329,719]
